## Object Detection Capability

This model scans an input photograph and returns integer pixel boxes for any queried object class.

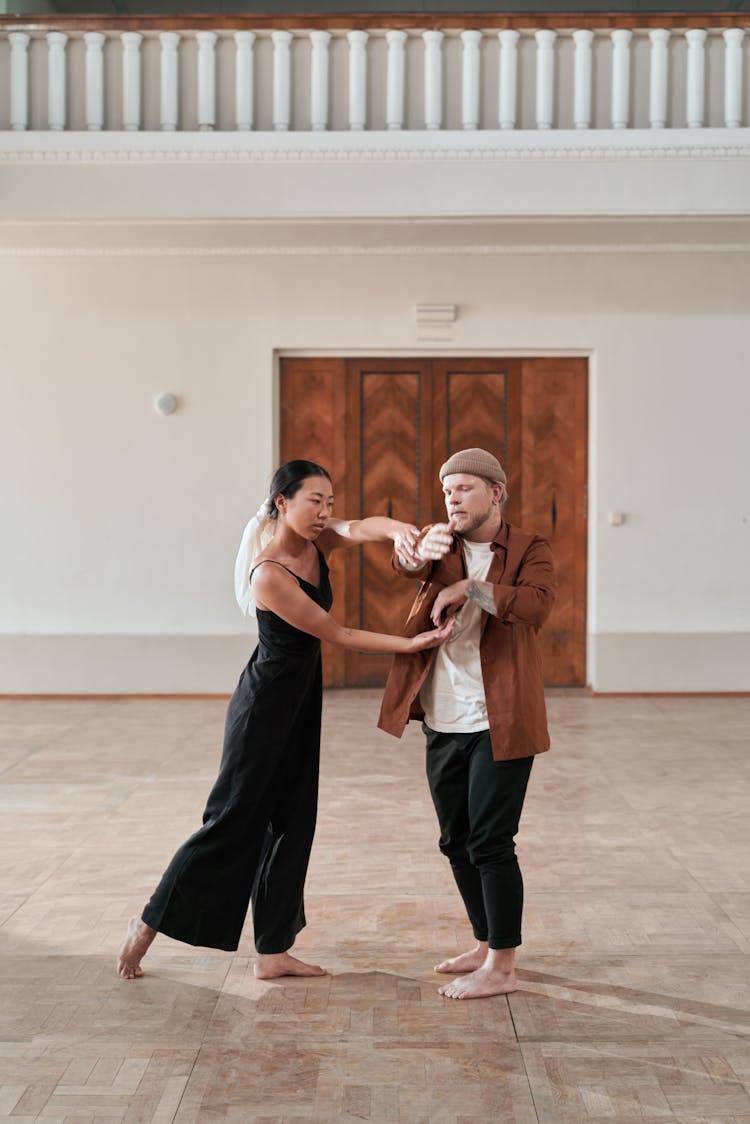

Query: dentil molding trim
[2,128,750,164]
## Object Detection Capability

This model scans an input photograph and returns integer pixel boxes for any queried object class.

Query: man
[378,448,555,1000]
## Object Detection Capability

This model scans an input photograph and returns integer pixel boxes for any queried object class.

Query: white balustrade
[197,31,217,130]
[234,31,255,131]
[121,31,142,131]
[84,32,105,131]
[685,28,706,128]
[159,32,180,131]
[535,30,556,130]
[423,30,443,130]
[347,30,367,130]
[2,24,747,137]
[9,31,30,131]
[47,32,67,131]
[649,29,670,128]
[386,30,407,130]
[310,30,330,131]
[572,29,593,129]
[723,28,744,128]
[460,30,481,130]
[272,30,292,131]
[498,29,519,130]
[611,28,631,129]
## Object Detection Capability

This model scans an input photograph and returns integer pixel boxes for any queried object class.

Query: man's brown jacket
[377,520,556,761]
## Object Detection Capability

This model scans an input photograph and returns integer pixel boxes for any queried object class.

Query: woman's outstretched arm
[318,517,420,567]
[251,563,452,654]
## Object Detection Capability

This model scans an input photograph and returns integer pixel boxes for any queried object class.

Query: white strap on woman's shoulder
[234,505,275,618]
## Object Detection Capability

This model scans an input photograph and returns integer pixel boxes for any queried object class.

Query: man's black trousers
[424,724,534,950]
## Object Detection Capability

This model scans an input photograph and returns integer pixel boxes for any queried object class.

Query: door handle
[551,492,557,534]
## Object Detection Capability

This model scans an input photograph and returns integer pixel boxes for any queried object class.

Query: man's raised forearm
[465,580,499,616]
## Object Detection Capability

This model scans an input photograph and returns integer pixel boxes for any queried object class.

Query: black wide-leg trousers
[142,656,322,954]
[424,724,533,950]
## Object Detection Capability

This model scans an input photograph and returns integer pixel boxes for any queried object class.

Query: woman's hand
[392,522,421,567]
[408,617,456,651]
[430,580,469,626]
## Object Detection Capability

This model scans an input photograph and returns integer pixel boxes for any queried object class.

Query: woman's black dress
[141,550,333,954]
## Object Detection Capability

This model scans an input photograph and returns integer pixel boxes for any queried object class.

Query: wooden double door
[280,356,587,688]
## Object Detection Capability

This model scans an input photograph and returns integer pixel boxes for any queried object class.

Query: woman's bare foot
[435,941,488,974]
[438,964,517,999]
[254,952,327,979]
[117,916,156,979]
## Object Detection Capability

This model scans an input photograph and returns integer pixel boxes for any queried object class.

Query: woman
[117,460,452,980]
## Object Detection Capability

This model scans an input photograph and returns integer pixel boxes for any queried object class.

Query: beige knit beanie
[439,448,507,487]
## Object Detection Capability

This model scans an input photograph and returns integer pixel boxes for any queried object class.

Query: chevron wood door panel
[280,357,348,685]
[518,358,588,686]
[280,356,587,688]
[432,359,522,523]
[344,360,434,686]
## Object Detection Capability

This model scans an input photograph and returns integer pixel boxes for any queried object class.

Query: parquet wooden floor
[1,691,749,1123]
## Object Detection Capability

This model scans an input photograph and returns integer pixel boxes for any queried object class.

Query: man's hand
[430,578,500,625]
[417,519,457,562]
[430,580,469,626]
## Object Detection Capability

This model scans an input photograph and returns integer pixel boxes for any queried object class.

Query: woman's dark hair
[266,460,331,520]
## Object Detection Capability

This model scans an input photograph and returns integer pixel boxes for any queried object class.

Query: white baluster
[386,30,407,130]
[723,28,744,128]
[310,30,331,131]
[611,28,632,129]
[686,28,707,128]
[535,29,556,130]
[196,31,217,131]
[121,32,142,131]
[461,30,481,130]
[9,32,30,132]
[648,29,670,128]
[423,30,443,130]
[159,32,180,131]
[47,32,67,131]
[84,32,105,131]
[498,29,519,130]
[572,29,593,129]
[347,30,368,130]
[234,31,255,131]
[272,30,292,131]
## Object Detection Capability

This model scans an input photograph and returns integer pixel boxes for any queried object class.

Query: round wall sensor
[154,393,178,416]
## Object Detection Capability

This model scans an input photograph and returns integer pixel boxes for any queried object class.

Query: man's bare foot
[117,916,157,979]
[254,952,327,980]
[435,945,487,974]
[438,965,517,1000]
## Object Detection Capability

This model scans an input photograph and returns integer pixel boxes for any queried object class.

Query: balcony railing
[1,15,748,134]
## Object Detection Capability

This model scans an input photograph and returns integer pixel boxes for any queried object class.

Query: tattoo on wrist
[465,580,498,616]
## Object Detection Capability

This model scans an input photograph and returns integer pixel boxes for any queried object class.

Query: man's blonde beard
[454,502,502,538]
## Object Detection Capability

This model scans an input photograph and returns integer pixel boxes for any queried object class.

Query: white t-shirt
[420,538,494,733]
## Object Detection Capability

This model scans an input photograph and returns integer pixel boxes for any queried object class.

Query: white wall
[1,240,749,692]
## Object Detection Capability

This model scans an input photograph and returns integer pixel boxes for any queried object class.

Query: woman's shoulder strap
[250,559,302,585]
[314,544,329,570]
